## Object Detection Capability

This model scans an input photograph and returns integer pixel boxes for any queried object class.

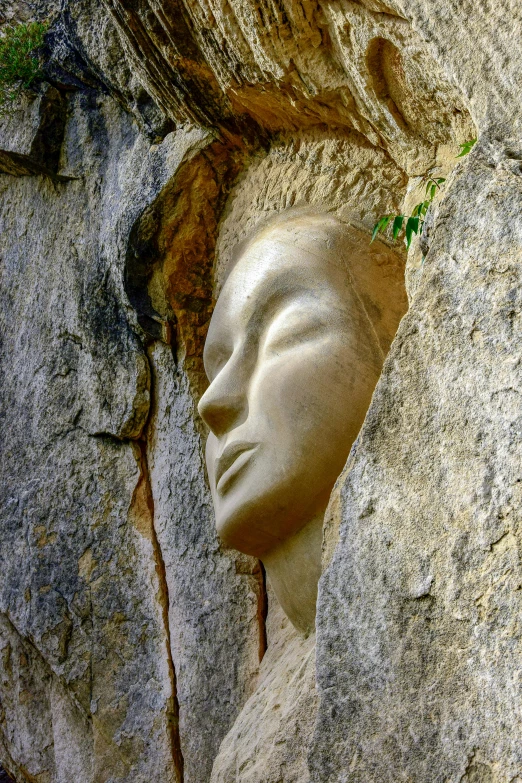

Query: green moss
[0,21,49,111]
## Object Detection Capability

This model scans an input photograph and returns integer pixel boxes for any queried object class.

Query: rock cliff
[0,0,521,782]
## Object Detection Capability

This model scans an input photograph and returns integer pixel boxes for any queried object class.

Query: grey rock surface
[312,144,522,782]
[146,342,265,783]
[0,89,189,781]
[311,2,522,780]
[0,84,67,178]
[0,75,262,781]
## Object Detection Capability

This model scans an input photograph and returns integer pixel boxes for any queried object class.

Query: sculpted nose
[198,375,247,438]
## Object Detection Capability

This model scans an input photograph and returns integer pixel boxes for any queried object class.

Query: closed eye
[262,307,327,356]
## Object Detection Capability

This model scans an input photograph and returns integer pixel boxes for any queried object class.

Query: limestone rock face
[0,62,263,782]
[310,2,522,781]
[312,146,522,783]
[210,589,318,783]
[1,0,522,781]
[146,342,266,783]
[0,84,67,177]
[0,93,182,781]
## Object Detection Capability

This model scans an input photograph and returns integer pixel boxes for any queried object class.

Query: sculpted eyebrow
[204,276,319,376]
[244,278,314,342]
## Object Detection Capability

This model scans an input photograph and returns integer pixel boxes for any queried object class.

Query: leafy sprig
[371,177,446,249]
[372,138,477,249]
[456,138,477,157]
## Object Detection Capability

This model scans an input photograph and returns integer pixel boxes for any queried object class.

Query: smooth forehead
[214,224,351,322]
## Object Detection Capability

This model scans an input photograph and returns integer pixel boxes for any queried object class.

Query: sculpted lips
[215,441,258,493]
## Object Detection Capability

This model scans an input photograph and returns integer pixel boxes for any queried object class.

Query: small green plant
[372,138,477,249]
[456,138,477,157]
[0,20,48,112]
[372,176,446,249]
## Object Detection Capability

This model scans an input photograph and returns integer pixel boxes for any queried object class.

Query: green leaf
[425,177,445,200]
[456,138,477,157]
[392,215,404,239]
[371,215,392,242]
[371,216,386,241]
[413,201,429,217]
[405,216,420,248]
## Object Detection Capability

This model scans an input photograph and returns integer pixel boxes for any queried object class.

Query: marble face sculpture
[198,210,403,633]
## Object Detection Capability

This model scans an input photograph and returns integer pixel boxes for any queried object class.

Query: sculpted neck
[261,512,323,636]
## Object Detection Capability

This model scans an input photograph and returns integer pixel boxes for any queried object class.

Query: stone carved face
[198,212,386,560]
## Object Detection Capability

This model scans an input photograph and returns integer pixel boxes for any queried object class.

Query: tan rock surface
[211,588,317,783]
[311,2,522,780]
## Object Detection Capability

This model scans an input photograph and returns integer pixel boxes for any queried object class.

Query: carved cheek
[248,332,344,439]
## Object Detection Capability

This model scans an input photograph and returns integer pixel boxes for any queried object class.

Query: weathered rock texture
[211,587,317,783]
[146,341,266,783]
[0,73,263,782]
[311,3,522,781]
[0,84,67,177]
[1,0,521,781]
[313,143,522,783]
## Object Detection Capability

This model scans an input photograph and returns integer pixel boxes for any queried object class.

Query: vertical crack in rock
[133,441,185,782]
[256,562,268,663]
[234,555,268,665]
